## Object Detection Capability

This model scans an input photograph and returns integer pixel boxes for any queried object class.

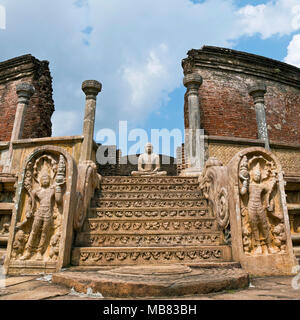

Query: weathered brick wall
[183,46,300,145]
[0,54,54,141]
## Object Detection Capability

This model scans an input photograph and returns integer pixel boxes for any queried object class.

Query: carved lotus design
[175,251,185,260]
[105,252,115,261]
[117,253,127,261]
[112,223,120,230]
[92,253,103,261]
[142,252,151,260]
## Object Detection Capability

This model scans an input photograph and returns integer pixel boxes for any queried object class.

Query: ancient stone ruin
[0,46,299,297]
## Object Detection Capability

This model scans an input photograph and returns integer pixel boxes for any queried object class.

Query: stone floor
[0,273,299,300]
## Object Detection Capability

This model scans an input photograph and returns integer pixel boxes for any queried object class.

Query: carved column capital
[82,80,102,100]
[183,73,203,94]
[16,83,35,104]
[248,83,267,105]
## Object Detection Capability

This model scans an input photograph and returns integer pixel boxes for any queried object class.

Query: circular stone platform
[52,264,249,298]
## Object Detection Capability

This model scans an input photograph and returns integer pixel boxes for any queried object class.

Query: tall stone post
[11,83,35,141]
[3,83,35,173]
[181,73,204,176]
[248,84,270,150]
[80,80,102,162]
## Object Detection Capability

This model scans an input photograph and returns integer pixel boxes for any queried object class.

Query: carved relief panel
[4,146,77,275]
[238,154,286,255]
[11,153,66,262]
[227,147,297,276]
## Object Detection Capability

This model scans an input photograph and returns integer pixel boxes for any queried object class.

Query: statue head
[41,174,50,187]
[145,143,153,155]
[253,167,261,182]
[40,163,50,187]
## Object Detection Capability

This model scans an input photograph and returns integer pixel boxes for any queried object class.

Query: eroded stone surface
[0,283,69,300]
[52,265,249,298]
[109,265,192,275]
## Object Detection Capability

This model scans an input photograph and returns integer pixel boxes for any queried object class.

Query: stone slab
[0,283,69,300]
[52,265,249,298]
[0,276,37,288]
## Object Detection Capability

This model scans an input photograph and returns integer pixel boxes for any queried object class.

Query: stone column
[248,84,270,150]
[11,83,35,141]
[80,80,102,162]
[3,83,35,173]
[181,73,204,176]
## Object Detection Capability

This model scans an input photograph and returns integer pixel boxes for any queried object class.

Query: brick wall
[0,54,54,142]
[183,46,300,145]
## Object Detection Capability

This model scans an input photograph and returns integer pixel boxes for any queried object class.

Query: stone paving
[0,273,299,300]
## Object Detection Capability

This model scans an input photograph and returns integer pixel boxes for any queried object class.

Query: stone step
[75,232,223,247]
[71,245,232,266]
[101,176,199,185]
[100,183,199,192]
[89,207,211,219]
[52,264,248,298]
[82,218,218,234]
[95,199,206,209]
[96,191,203,200]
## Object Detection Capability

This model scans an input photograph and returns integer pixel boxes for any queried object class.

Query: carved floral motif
[77,248,225,264]
[77,233,220,247]
[85,219,216,233]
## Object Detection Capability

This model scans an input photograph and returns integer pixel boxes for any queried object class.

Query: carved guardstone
[199,157,231,244]
[227,147,297,276]
[4,146,77,275]
[131,143,167,176]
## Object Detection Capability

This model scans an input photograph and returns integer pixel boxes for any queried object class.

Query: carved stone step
[101,176,199,185]
[96,199,206,209]
[52,264,248,298]
[83,218,218,234]
[71,245,232,266]
[97,191,203,200]
[89,207,211,219]
[100,183,199,192]
[75,232,223,247]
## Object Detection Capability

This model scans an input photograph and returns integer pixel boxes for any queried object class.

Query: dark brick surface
[0,54,54,142]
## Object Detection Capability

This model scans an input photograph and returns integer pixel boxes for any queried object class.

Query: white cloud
[237,0,300,39]
[1,0,300,139]
[52,110,83,137]
[284,34,300,67]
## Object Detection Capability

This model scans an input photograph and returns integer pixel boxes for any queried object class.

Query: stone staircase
[71,176,232,266]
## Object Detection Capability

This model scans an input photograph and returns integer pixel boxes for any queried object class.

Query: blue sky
[1,0,300,156]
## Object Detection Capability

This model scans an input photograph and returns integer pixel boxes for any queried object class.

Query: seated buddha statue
[131,143,167,176]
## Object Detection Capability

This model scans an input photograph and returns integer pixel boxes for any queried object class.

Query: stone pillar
[248,84,270,150]
[181,73,204,176]
[80,80,102,162]
[3,83,35,173]
[11,83,35,141]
